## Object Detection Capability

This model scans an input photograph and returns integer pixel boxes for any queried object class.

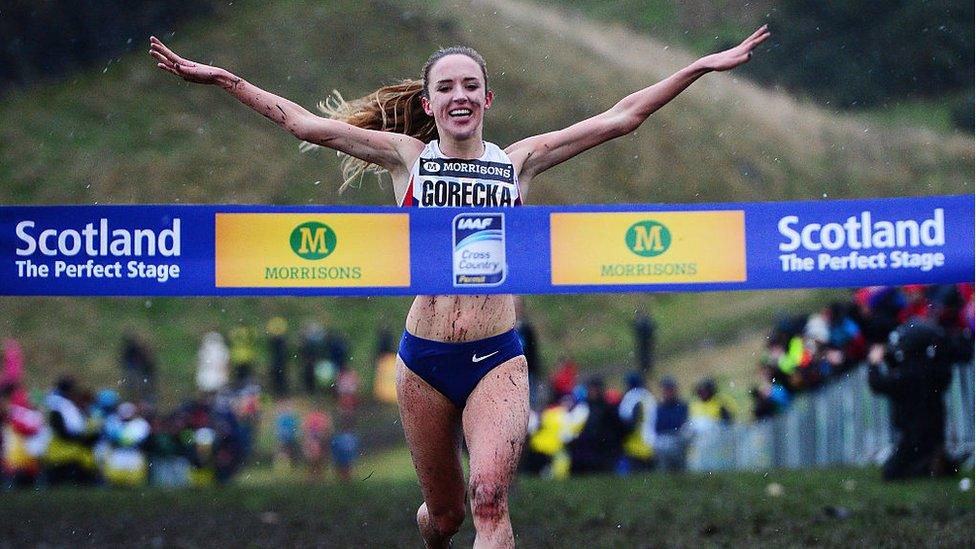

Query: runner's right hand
[150,36,228,85]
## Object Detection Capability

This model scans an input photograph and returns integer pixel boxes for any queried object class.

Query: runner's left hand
[697,25,770,72]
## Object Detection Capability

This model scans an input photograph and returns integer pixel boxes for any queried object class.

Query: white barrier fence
[687,362,974,471]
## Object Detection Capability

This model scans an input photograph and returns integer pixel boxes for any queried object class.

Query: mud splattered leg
[396,357,466,548]
[462,356,529,549]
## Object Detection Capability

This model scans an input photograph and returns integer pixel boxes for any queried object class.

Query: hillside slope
[457,0,972,204]
[1,0,970,206]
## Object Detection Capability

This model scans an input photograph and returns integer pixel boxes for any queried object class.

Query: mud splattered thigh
[395,357,466,518]
[462,355,529,507]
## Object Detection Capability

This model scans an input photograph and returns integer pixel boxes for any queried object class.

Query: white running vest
[401,140,522,207]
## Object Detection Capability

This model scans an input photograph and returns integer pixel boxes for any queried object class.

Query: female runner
[150,25,769,547]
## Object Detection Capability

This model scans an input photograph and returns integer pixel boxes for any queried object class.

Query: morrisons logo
[625,220,671,257]
[289,222,336,260]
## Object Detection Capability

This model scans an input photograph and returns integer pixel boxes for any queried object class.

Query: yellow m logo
[298,227,329,254]
[626,221,671,257]
[632,225,664,252]
[290,222,335,259]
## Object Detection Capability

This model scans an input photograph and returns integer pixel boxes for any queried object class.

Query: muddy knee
[419,502,465,537]
[469,479,508,523]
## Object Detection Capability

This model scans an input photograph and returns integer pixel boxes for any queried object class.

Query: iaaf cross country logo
[290,221,337,260]
[626,220,671,257]
[453,213,506,287]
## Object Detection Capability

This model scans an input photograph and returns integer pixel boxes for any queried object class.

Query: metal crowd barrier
[687,362,975,471]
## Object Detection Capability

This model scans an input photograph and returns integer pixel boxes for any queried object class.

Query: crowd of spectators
[271,399,359,482]
[752,283,974,420]
[0,317,363,490]
[522,283,974,479]
[3,284,971,487]
[523,357,748,479]
[1,373,254,489]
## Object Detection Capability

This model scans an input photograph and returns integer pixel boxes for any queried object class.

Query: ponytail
[311,80,435,193]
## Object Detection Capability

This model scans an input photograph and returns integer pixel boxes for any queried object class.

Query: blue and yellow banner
[0,196,972,296]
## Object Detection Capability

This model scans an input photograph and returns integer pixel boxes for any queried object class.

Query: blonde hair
[309,46,488,193]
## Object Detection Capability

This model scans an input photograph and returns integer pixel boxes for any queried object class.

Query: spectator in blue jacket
[654,377,689,472]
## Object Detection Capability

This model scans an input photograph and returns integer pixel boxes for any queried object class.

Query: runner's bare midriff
[405,294,516,342]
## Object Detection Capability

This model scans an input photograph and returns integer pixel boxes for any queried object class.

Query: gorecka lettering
[421,180,513,207]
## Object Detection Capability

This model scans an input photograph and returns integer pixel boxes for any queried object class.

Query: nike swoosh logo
[472,350,500,363]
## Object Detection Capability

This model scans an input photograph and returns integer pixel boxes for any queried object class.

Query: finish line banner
[1,196,972,296]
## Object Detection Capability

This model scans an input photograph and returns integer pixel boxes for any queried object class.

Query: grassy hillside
[553,0,974,135]
[555,0,774,56]
[0,0,970,402]
[2,0,969,204]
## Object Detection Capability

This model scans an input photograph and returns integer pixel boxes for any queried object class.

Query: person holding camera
[867,320,956,480]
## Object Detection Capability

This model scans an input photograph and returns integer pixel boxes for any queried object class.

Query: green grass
[550,0,974,136]
[1,457,971,547]
[856,94,972,135]
[553,0,771,55]
[0,0,972,403]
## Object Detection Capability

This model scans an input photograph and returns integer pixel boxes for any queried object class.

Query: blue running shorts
[398,329,524,408]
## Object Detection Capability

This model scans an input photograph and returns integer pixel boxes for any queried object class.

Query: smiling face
[422,53,493,144]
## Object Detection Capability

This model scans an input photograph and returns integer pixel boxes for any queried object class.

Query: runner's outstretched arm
[149,36,420,173]
[507,25,770,182]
